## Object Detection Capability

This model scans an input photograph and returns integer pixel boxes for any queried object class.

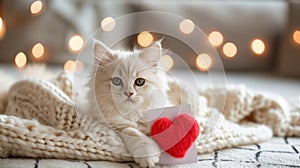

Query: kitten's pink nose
[124,92,133,97]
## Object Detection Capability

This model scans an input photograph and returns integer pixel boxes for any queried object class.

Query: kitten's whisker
[95,93,122,96]
[95,94,113,96]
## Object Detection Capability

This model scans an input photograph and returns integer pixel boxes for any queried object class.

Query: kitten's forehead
[112,50,144,78]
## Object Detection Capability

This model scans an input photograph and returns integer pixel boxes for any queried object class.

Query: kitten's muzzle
[124,92,134,97]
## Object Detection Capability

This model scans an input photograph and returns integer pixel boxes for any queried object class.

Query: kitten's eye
[111,77,123,86]
[135,78,145,86]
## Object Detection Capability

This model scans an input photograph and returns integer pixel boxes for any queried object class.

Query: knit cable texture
[0,72,299,161]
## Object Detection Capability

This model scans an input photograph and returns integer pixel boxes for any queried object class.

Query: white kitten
[87,39,169,167]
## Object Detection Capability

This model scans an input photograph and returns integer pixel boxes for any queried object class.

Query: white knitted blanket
[0,72,300,162]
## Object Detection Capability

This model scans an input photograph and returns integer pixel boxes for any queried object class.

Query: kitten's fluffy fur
[87,40,171,167]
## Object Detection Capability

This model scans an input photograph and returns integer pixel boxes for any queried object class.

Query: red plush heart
[150,114,200,158]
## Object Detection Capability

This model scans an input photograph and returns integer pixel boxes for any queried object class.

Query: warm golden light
[75,60,84,72]
[160,55,174,71]
[293,30,300,45]
[251,39,265,55]
[137,31,153,47]
[32,43,45,58]
[0,17,6,40]
[0,17,2,29]
[15,52,27,68]
[223,42,237,58]
[101,17,116,32]
[64,60,84,73]
[68,35,84,52]
[64,60,75,72]
[179,19,194,34]
[208,31,224,47]
[196,53,212,71]
[30,0,44,15]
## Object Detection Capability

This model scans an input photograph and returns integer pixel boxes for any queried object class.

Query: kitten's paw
[134,155,159,168]
[132,142,160,167]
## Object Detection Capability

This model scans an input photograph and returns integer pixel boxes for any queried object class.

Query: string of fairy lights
[0,1,300,72]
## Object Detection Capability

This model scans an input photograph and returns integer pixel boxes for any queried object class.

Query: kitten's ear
[93,39,115,67]
[140,39,163,67]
